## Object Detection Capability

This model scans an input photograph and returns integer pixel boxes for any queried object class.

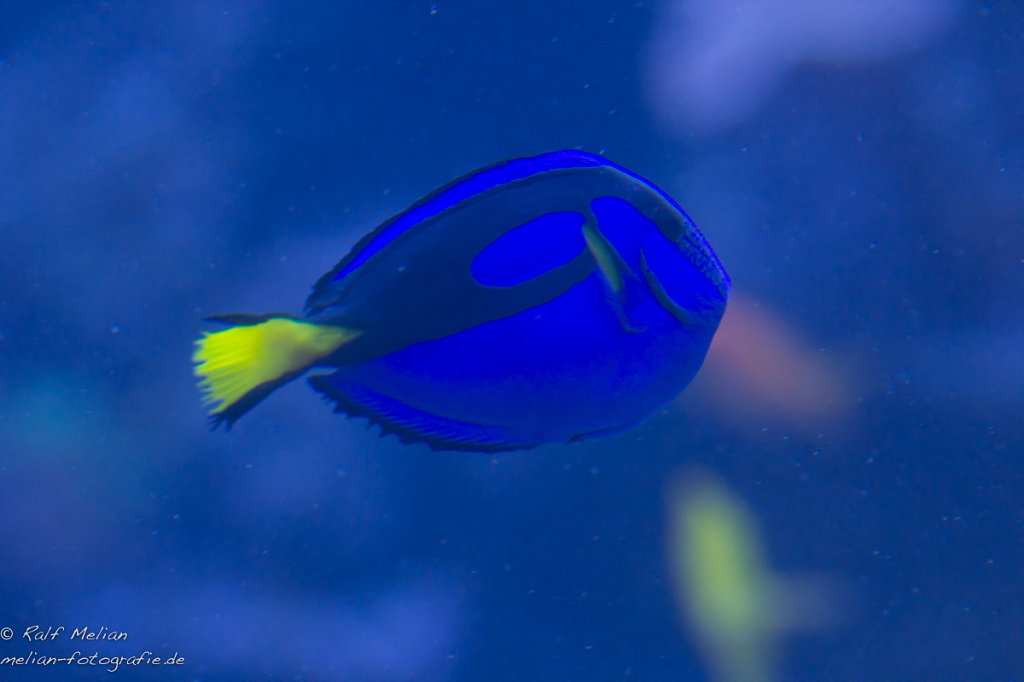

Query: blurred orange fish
[686,293,855,427]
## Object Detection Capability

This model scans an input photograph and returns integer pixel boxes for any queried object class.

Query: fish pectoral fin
[193,317,360,429]
[582,222,628,294]
[583,223,648,333]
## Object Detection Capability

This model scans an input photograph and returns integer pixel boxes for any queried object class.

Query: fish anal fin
[308,372,537,452]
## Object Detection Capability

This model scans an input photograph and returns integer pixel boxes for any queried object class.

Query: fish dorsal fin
[307,151,608,315]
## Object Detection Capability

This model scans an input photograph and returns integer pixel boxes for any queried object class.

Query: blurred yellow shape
[667,470,839,682]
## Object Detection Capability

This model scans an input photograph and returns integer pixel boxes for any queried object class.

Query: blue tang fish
[193,151,730,451]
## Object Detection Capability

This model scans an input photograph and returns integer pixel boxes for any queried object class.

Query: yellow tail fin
[193,316,359,428]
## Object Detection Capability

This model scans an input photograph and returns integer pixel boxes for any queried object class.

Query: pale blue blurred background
[1,1,1021,680]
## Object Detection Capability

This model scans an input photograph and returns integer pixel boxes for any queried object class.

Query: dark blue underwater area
[1,1,1022,680]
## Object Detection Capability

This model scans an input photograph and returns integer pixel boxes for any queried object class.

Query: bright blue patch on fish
[288,150,731,451]
[471,211,587,288]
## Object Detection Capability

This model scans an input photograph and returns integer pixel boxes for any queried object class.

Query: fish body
[194,151,730,451]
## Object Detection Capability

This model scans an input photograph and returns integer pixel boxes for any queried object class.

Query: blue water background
[1,2,1021,680]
